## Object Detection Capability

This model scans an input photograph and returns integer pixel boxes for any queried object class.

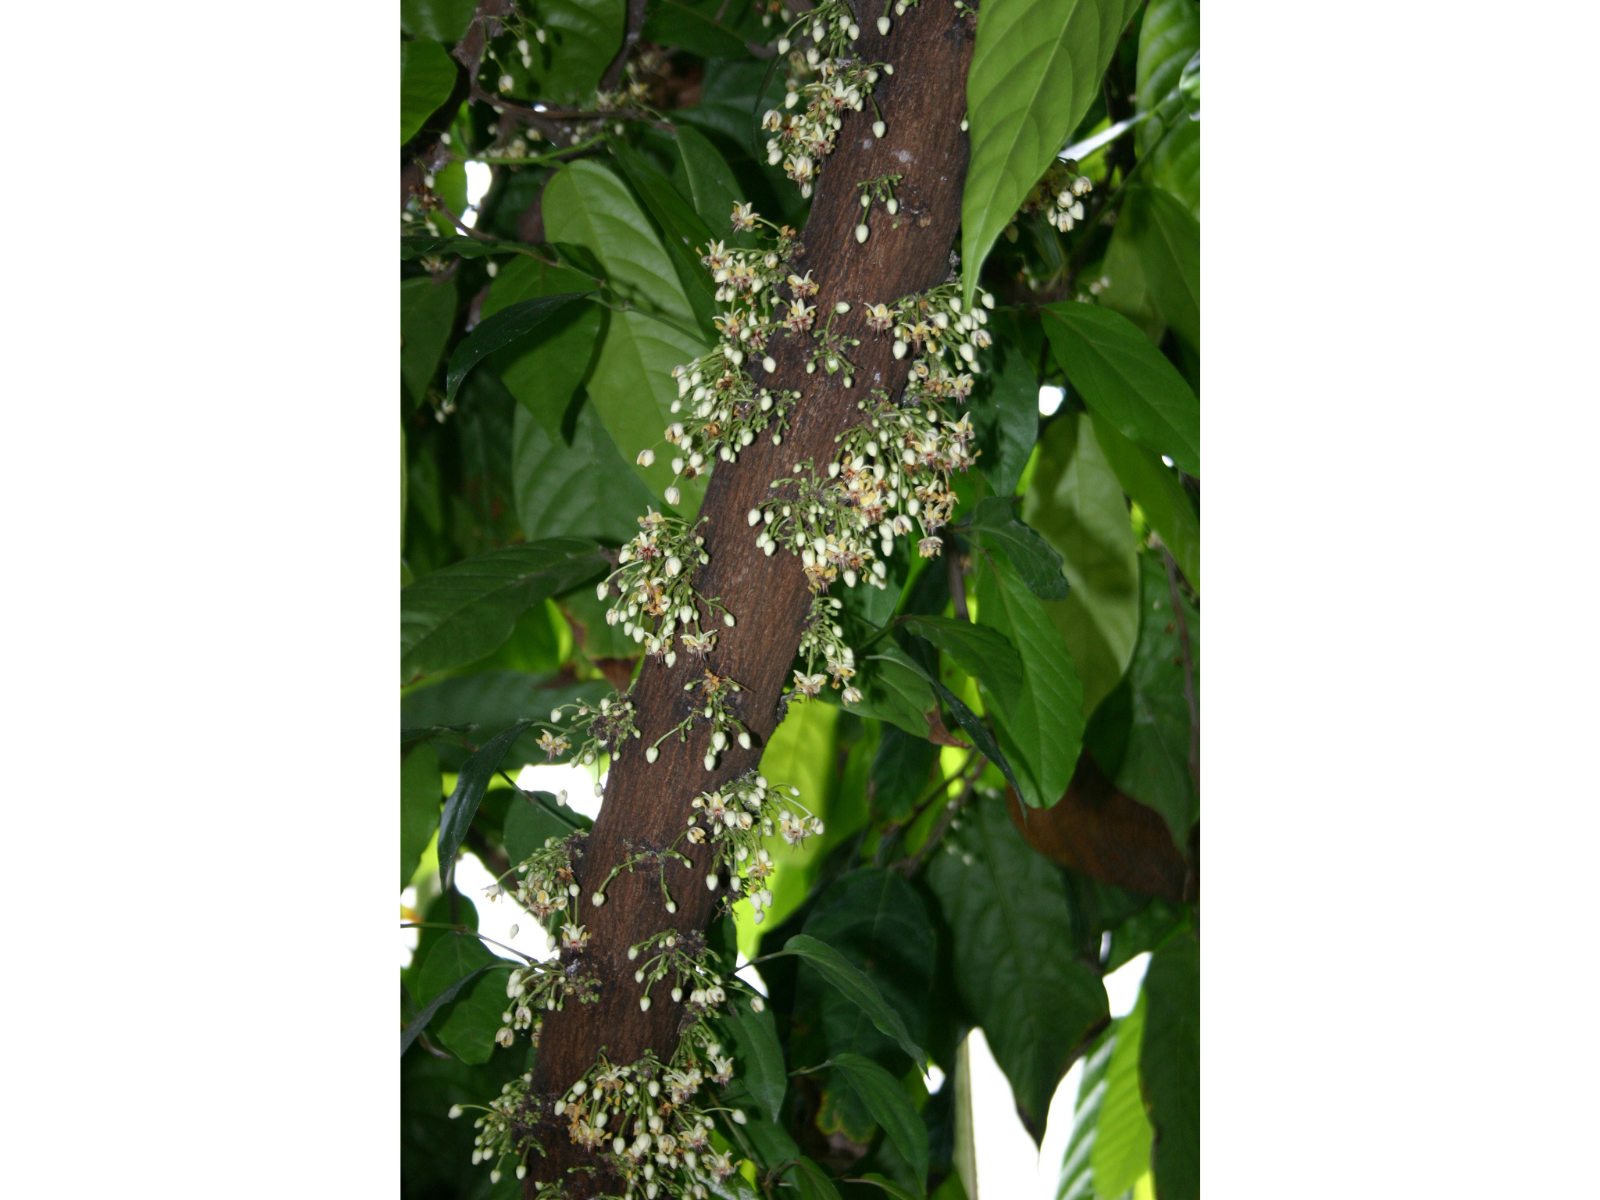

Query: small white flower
[665,486,681,506]
[637,448,655,466]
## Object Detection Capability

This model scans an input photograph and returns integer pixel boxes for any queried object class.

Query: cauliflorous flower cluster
[551,1031,748,1200]
[646,668,751,773]
[684,770,823,922]
[625,926,744,1013]
[511,832,586,930]
[887,281,998,406]
[762,2,892,197]
[453,1071,540,1186]
[1009,158,1095,237]
[793,593,861,703]
[597,511,729,668]
[545,690,641,771]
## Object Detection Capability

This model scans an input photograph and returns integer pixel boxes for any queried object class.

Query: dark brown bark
[523,11,976,1196]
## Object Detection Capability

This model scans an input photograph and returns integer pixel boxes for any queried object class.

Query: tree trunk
[525,11,976,1195]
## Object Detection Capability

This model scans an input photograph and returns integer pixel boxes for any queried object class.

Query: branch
[600,0,649,93]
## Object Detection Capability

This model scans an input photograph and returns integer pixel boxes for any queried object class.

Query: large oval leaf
[777,934,929,1072]
[973,550,1086,809]
[1090,991,1153,1199]
[542,159,712,509]
[401,741,442,888]
[1139,930,1198,1200]
[512,402,658,543]
[1135,0,1199,215]
[961,0,1141,307]
[800,868,936,1072]
[400,538,608,684]
[1041,302,1199,476]
[675,123,749,242]
[484,255,607,435]
[1091,413,1198,592]
[901,615,1024,714]
[437,718,535,889]
[1022,410,1140,715]
[444,292,590,404]
[524,0,627,105]
[967,495,1069,601]
[722,992,787,1124]
[401,275,458,407]
[927,791,1109,1138]
[832,1053,930,1188]
[1122,185,1198,348]
[401,37,458,144]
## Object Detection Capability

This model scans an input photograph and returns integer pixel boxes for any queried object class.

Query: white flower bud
[712,730,727,751]
[856,223,869,243]
[448,1104,463,1118]
[738,730,752,749]
[666,900,677,913]
[835,301,851,314]
[672,986,684,1001]
[637,448,655,466]
[665,486,681,506]
[878,15,891,34]
[628,946,639,960]
[706,873,720,891]
[893,340,907,359]
[704,752,717,771]
[732,1110,747,1125]
[636,969,645,982]
[596,582,609,600]
[592,891,606,906]
[762,355,777,372]
[724,612,735,626]
[640,996,651,1012]
[646,746,659,764]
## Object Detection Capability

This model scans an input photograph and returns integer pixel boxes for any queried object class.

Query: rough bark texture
[523,10,976,1196]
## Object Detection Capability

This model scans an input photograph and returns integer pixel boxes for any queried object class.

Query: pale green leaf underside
[962,0,1139,306]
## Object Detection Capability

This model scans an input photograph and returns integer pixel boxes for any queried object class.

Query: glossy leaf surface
[928,792,1109,1136]
[1042,302,1200,476]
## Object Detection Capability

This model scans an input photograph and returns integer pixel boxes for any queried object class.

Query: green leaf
[675,123,748,241]
[1041,303,1199,476]
[542,159,712,508]
[438,720,535,889]
[401,963,492,1056]
[512,402,659,543]
[785,1157,844,1200]
[1121,186,1198,348]
[1090,993,1152,1200]
[854,646,939,739]
[722,992,786,1123]
[777,934,928,1072]
[968,495,1070,601]
[400,235,547,260]
[401,37,459,144]
[1054,1028,1114,1200]
[1135,0,1200,216]
[444,292,590,404]
[972,551,1085,808]
[643,0,753,59]
[931,679,1024,799]
[609,139,723,342]
[416,934,518,1064]
[484,255,607,436]
[870,726,941,820]
[401,0,478,43]
[400,539,607,684]
[800,868,935,1072]
[901,615,1024,714]
[502,789,585,867]
[1091,413,1198,592]
[961,0,1141,306]
[969,343,1040,498]
[401,275,458,407]
[401,671,613,772]
[402,741,442,889]
[1139,929,1198,1200]
[832,1053,930,1189]
[523,0,627,105]
[927,792,1109,1138]
[1109,556,1198,847]
[856,1173,923,1200]
[1022,411,1140,715]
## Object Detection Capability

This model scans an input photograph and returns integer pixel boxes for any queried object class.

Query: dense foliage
[400,1,1199,1199]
